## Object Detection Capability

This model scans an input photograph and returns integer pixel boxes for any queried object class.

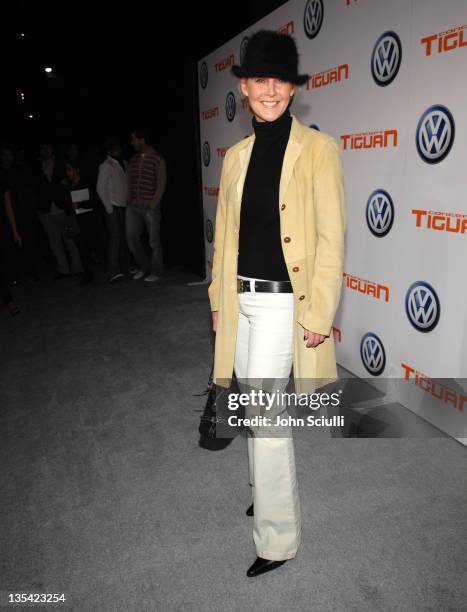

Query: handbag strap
[193,354,215,397]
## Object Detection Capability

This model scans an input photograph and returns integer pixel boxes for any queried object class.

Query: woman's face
[65,163,79,183]
[240,77,295,122]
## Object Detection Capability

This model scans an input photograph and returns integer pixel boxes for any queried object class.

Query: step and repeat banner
[197,0,467,444]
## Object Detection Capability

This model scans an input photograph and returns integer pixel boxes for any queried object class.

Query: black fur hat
[231,30,308,86]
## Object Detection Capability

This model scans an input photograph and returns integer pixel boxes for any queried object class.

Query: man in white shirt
[97,138,129,283]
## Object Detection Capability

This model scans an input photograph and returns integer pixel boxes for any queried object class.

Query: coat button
[281,204,286,211]
[284,236,291,243]
[299,295,305,300]
[292,266,299,272]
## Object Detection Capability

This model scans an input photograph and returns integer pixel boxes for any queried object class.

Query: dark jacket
[35,159,65,214]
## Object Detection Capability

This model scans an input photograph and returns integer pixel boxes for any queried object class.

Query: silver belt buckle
[237,278,248,292]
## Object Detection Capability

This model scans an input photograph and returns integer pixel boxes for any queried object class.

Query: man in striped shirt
[126,128,167,282]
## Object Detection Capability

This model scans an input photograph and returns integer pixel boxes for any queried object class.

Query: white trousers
[38,210,83,275]
[234,275,301,560]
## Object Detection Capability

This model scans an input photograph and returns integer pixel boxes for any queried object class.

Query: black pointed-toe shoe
[246,556,286,577]
[246,503,254,516]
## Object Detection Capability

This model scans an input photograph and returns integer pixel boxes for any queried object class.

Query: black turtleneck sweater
[237,107,292,281]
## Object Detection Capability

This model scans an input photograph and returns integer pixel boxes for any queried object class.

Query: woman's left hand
[303,329,326,348]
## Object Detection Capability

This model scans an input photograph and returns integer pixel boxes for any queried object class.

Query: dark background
[3,1,288,276]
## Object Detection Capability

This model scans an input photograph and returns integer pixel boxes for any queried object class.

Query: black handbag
[197,363,243,451]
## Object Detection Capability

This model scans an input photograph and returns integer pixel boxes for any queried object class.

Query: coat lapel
[234,114,304,224]
[236,138,254,202]
[279,116,303,204]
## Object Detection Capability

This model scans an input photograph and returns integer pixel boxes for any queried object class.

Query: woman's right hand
[212,311,218,332]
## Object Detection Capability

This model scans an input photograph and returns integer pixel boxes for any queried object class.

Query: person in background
[97,138,129,283]
[126,128,166,282]
[35,144,83,279]
[0,145,39,282]
[84,145,107,265]
[0,185,21,316]
[61,161,96,286]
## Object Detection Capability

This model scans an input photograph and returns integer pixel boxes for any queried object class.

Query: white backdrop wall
[197,0,467,444]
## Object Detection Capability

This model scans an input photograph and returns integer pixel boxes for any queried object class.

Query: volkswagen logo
[416,105,455,164]
[240,36,249,64]
[360,333,386,376]
[304,0,324,39]
[202,142,210,167]
[405,281,440,333]
[366,189,394,237]
[199,62,208,89]
[371,31,402,86]
[225,91,236,122]
[206,219,214,243]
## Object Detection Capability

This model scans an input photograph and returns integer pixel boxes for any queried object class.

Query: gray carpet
[1,272,466,612]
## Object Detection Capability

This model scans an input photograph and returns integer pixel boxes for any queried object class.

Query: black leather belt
[237,278,293,293]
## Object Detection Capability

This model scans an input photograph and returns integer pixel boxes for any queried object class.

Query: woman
[61,161,96,285]
[0,185,21,315]
[208,31,346,577]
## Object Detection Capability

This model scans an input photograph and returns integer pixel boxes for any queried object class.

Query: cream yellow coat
[208,113,346,393]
